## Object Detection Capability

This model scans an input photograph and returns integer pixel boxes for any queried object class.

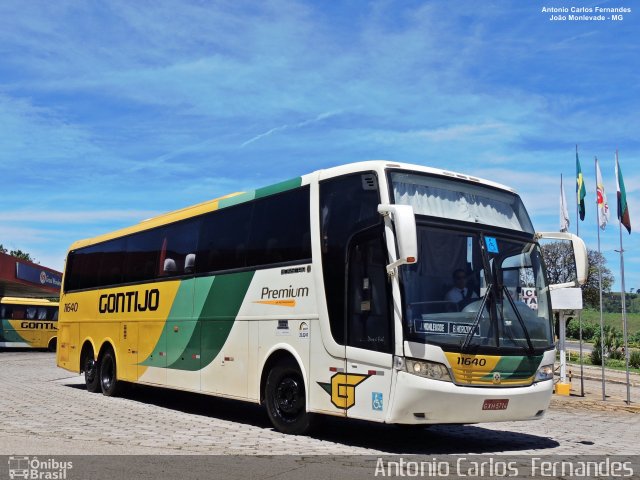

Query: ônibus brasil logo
[8,456,73,479]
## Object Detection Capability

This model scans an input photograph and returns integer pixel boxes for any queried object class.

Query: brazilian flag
[576,146,586,221]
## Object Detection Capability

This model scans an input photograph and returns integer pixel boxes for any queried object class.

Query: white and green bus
[57,161,586,434]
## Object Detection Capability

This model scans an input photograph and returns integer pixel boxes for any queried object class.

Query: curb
[550,396,640,414]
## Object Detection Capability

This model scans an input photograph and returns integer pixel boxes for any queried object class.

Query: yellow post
[555,383,571,396]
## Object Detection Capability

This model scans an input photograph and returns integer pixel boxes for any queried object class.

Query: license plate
[482,399,509,410]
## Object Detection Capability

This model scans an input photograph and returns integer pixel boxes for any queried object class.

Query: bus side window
[162,218,201,277]
[124,227,165,284]
[197,203,252,273]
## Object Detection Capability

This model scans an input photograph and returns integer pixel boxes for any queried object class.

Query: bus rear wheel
[47,338,57,352]
[84,355,100,393]
[99,349,124,397]
[265,362,312,435]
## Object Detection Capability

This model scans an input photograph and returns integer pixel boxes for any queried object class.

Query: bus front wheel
[99,349,124,397]
[265,362,312,435]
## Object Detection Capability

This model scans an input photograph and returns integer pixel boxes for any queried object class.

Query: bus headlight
[405,359,452,382]
[534,364,554,382]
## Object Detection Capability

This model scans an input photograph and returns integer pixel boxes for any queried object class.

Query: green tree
[540,243,614,309]
[9,249,36,262]
[582,250,614,309]
[0,245,37,262]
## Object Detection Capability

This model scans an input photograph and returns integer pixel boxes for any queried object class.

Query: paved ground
[0,351,639,456]
[566,340,594,354]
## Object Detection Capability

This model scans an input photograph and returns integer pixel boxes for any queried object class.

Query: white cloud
[240,110,345,148]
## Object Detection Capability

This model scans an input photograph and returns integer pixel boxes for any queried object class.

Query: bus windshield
[399,225,553,353]
[390,171,534,233]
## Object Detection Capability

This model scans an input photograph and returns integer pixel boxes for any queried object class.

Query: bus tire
[83,354,101,393]
[99,349,124,397]
[265,361,312,435]
[47,338,57,352]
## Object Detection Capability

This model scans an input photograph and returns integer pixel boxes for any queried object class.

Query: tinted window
[197,202,253,273]
[197,187,311,273]
[161,219,201,276]
[66,219,201,291]
[320,173,381,345]
[347,233,392,352]
[65,244,103,291]
[123,227,164,283]
[96,238,126,287]
[65,187,311,290]
[247,188,311,267]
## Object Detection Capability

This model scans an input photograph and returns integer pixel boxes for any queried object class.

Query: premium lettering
[98,289,159,314]
[261,285,309,300]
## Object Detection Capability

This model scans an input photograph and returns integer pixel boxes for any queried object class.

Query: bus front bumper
[388,371,553,424]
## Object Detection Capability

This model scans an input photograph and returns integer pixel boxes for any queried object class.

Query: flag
[595,158,610,230]
[560,174,570,232]
[616,152,631,234]
[576,146,586,221]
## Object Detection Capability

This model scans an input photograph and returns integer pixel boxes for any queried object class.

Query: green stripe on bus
[481,355,543,381]
[164,279,197,366]
[254,177,302,199]
[169,271,255,371]
[139,279,195,367]
[1,319,27,343]
[218,191,256,209]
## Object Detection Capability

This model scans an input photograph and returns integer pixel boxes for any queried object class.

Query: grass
[561,351,640,374]
[579,309,640,336]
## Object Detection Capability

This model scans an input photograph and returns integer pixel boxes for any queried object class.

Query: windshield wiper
[461,283,492,352]
[502,286,535,353]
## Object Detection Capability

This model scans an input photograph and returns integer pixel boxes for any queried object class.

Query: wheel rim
[101,356,114,391]
[274,376,303,422]
[85,358,96,384]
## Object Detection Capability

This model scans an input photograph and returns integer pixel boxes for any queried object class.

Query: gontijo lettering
[98,289,159,313]
[20,322,57,330]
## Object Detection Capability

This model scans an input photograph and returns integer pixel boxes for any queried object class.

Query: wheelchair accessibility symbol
[372,392,383,411]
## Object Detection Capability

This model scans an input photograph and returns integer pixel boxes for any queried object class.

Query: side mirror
[378,204,418,274]
[536,232,588,288]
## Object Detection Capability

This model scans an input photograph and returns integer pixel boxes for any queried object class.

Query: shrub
[590,335,602,365]
[607,358,626,368]
[630,350,640,369]
[590,325,623,365]
[566,319,598,341]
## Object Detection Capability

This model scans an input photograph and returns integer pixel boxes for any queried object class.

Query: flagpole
[616,149,631,404]
[576,145,584,397]
[618,206,630,404]
[595,156,606,401]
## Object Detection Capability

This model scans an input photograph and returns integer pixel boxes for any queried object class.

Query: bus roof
[67,160,519,251]
[0,297,58,306]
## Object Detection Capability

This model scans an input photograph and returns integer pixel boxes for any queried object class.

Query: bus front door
[345,233,393,422]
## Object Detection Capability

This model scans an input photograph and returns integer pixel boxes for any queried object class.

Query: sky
[1,0,638,293]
